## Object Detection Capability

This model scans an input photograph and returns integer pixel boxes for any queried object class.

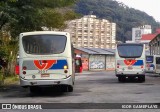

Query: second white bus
[115,43,146,82]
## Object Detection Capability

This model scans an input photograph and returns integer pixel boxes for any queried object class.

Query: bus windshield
[117,44,143,58]
[22,34,67,55]
[146,56,153,63]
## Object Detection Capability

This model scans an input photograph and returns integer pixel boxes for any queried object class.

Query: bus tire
[139,76,145,82]
[118,76,125,82]
[68,85,73,92]
[128,76,135,81]
[29,86,39,94]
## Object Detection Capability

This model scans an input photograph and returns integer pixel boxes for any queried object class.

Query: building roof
[75,47,149,55]
[141,34,157,40]
[75,47,98,54]
[75,47,115,55]
[86,48,114,55]
[102,48,115,53]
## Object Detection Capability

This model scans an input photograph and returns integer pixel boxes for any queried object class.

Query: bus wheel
[30,86,39,94]
[118,76,125,82]
[139,76,145,82]
[67,85,73,92]
[128,77,135,81]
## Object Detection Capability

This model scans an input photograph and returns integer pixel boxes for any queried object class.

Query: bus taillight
[23,66,27,75]
[64,70,68,73]
[63,65,68,73]
[117,63,120,68]
[23,71,26,75]
[23,66,27,70]
[63,65,68,69]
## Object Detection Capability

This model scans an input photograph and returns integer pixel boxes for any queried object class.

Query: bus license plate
[41,74,50,77]
[150,67,153,70]
[128,66,133,69]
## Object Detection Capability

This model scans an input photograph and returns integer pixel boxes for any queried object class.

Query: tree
[0,0,77,74]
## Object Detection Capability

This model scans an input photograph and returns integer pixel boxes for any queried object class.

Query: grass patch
[3,75,19,85]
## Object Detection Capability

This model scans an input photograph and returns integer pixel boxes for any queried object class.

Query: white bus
[19,31,75,93]
[115,43,146,82]
[146,55,160,74]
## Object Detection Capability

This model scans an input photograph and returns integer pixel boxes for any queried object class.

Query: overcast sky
[115,0,160,22]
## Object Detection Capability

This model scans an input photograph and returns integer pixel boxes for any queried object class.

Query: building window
[91,25,94,28]
[84,42,88,44]
[84,24,88,27]
[78,30,82,32]
[101,31,104,33]
[84,30,88,33]
[90,36,93,38]
[90,30,93,33]
[78,24,82,27]
[78,42,81,44]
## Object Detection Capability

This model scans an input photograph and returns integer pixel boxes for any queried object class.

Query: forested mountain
[74,0,160,42]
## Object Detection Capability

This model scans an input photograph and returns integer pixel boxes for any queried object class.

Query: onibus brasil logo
[34,60,57,73]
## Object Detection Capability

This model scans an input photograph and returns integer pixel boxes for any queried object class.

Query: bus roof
[19,31,69,37]
[117,43,143,46]
[146,55,160,57]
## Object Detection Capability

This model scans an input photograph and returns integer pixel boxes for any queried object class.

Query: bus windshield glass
[117,44,143,58]
[146,56,153,63]
[22,34,67,55]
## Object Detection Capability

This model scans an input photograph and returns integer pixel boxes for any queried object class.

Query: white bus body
[19,31,75,92]
[115,43,146,82]
[146,55,160,74]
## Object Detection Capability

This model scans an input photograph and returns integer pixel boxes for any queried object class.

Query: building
[132,25,152,42]
[74,47,115,71]
[140,34,157,50]
[65,15,116,49]
[149,29,160,55]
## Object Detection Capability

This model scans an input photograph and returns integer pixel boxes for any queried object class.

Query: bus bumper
[20,75,73,87]
[115,71,145,77]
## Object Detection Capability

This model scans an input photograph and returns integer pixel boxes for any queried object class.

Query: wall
[74,49,115,71]
[89,55,105,70]
[81,58,89,70]
[149,34,160,55]
[106,55,115,70]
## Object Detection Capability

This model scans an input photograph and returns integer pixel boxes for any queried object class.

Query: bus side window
[156,57,160,64]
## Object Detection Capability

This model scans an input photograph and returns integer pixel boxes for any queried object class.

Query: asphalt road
[0,71,160,112]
